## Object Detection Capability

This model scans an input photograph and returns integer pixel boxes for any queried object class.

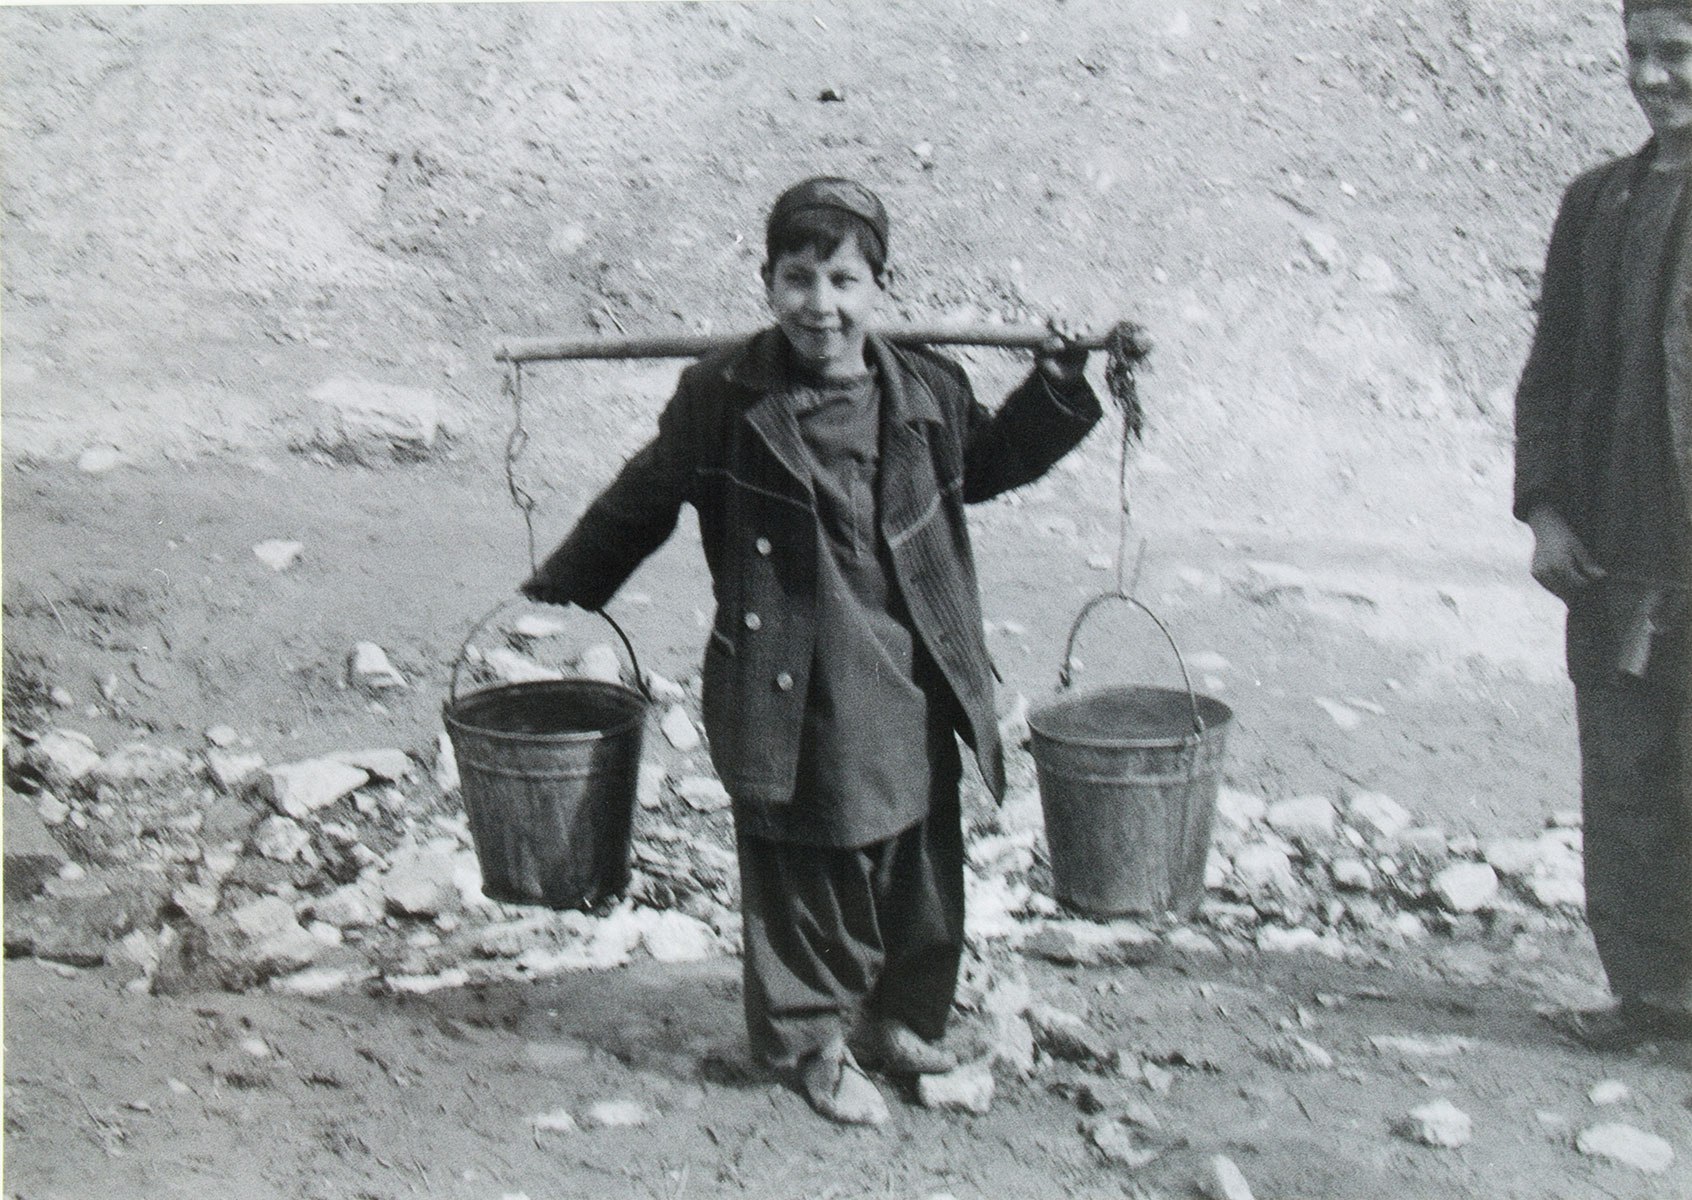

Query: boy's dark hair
[764,176,889,278]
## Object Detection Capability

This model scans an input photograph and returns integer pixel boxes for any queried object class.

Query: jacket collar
[721,327,944,427]
[719,327,945,505]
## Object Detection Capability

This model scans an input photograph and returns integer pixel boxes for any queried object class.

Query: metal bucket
[1028,595,1232,919]
[443,606,650,909]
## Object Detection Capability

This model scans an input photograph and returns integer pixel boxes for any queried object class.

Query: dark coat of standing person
[1514,0,1692,1050]
[522,177,1102,1121]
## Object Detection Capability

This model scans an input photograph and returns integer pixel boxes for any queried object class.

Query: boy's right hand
[519,580,571,607]
[1527,505,1605,601]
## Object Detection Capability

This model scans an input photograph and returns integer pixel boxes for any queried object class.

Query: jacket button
[774,671,794,692]
[754,537,772,556]
[744,612,762,631]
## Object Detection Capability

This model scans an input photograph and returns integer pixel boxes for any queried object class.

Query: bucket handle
[448,597,652,706]
[1057,591,1205,738]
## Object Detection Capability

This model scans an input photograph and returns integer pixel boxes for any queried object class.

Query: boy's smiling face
[764,241,885,380]
[1628,9,1692,141]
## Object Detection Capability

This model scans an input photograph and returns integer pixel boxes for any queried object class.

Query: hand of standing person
[1527,504,1607,601]
[1035,319,1091,386]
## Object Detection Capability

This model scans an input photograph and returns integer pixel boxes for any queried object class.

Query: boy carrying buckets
[521,176,1102,1124]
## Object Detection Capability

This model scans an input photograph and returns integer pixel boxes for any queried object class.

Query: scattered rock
[1396,826,1449,857]
[32,789,69,828]
[89,742,193,786]
[574,643,621,683]
[1200,1154,1256,1200]
[1330,858,1371,890]
[1255,926,1344,958]
[676,776,729,812]
[997,692,1031,748]
[1258,1034,1333,1072]
[4,789,69,900]
[216,896,322,978]
[1164,928,1221,957]
[1313,697,1363,731]
[1397,1098,1472,1148]
[643,672,688,705]
[1431,862,1498,913]
[1024,919,1158,967]
[327,747,414,781]
[637,910,716,963]
[434,733,459,793]
[512,612,568,639]
[661,706,701,751]
[23,729,102,782]
[76,447,125,474]
[205,749,266,792]
[637,762,668,809]
[4,878,162,966]
[1345,791,1412,842]
[263,759,369,819]
[1236,560,1312,603]
[1301,227,1342,270]
[171,882,220,921]
[1028,1003,1112,1067]
[1231,843,1297,893]
[303,376,441,462]
[1370,1033,1471,1059]
[1085,1116,1177,1168]
[347,642,407,691]
[1528,875,1584,909]
[271,966,374,995]
[1266,795,1337,840]
[1588,1080,1631,1106]
[917,1060,995,1114]
[381,845,460,918]
[580,1100,655,1129]
[1575,1123,1674,1174]
[482,647,564,684]
[205,725,240,748]
[253,815,313,863]
[533,1108,578,1134]
[1215,788,1267,829]
[252,540,305,572]
[385,968,471,994]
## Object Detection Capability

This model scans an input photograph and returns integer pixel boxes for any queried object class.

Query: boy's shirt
[735,364,958,848]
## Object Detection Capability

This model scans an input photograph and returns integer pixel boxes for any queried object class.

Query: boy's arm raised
[959,350,1103,503]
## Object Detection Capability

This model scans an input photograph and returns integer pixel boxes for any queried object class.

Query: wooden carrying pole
[495,324,1121,364]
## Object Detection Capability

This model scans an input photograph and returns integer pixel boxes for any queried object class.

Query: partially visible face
[763,240,884,379]
[1628,10,1692,139]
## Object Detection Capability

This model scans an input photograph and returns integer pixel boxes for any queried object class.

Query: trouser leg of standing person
[1576,677,1692,1019]
[735,780,965,1069]
[864,777,965,1045]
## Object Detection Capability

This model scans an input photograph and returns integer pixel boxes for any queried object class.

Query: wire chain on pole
[1103,322,1148,598]
[502,361,540,574]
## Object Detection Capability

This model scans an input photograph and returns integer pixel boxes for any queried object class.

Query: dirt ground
[4,2,1691,1198]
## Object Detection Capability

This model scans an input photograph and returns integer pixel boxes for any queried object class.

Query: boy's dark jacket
[1512,139,1691,686]
[526,328,1102,804]
[1513,139,1691,537]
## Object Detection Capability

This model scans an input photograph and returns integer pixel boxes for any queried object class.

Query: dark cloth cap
[766,176,889,259]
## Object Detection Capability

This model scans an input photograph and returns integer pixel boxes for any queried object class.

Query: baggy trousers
[1575,676,1692,1014]
[734,784,965,1069]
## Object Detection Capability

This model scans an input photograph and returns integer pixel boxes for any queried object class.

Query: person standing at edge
[1515,0,1692,1050]
[521,177,1102,1120]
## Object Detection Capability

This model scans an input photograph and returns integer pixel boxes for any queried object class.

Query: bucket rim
[1028,684,1233,751]
[443,676,649,744]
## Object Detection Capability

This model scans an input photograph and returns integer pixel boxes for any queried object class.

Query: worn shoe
[859,1018,958,1075]
[799,1046,889,1126]
[1553,1001,1692,1052]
